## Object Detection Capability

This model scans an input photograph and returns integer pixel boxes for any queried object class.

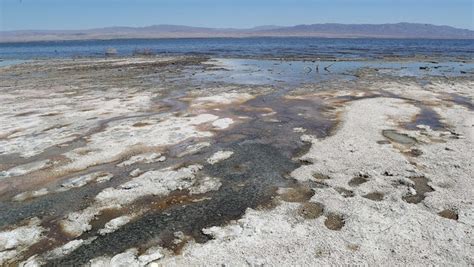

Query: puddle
[382,130,417,145]
[402,176,434,204]
[405,107,445,131]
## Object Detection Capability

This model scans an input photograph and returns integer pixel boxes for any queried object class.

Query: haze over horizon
[1,0,473,31]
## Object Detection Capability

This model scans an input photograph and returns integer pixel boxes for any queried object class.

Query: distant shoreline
[1,23,473,43]
[2,35,474,44]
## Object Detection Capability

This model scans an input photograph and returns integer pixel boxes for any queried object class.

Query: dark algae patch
[348,174,370,187]
[324,213,345,231]
[45,142,301,265]
[298,202,324,219]
[279,186,315,203]
[363,192,384,201]
[438,209,459,220]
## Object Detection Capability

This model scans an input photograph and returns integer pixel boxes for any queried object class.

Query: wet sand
[0,56,472,266]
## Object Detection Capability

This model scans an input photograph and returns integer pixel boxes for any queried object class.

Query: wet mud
[402,176,435,204]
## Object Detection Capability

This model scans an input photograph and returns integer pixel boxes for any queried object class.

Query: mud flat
[0,56,472,266]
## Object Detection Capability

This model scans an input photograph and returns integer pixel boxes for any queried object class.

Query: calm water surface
[0,38,473,60]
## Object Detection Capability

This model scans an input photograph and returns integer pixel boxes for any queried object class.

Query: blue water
[0,38,473,60]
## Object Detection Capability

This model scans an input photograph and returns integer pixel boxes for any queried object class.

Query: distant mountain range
[1,23,473,42]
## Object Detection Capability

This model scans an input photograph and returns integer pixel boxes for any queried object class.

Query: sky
[1,0,473,31]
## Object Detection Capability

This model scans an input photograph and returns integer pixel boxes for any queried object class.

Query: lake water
[0,38,473,60]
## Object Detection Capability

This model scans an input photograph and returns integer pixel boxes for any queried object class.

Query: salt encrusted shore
[0,56,472,266]
[160,88,474,266]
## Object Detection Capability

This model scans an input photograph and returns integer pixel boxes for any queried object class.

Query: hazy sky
[1,0,473,31]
